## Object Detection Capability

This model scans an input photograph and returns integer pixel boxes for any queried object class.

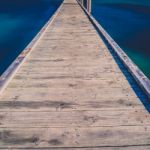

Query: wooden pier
[0,0,150,149]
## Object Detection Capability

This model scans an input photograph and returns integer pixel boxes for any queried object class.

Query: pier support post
[80,0,83,5]
[78,0,92,13]
[87,0,91,13]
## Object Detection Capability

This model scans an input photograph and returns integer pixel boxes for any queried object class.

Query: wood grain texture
[0,109,149,128]
[0,0,149,149]
[0,127,150,148]
[2,148,150,150]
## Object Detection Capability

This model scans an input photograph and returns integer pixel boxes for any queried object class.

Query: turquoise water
[92,0,150,79]
[0,0,62,75]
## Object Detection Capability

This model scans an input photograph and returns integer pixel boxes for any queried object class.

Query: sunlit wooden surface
[0,0,149,149]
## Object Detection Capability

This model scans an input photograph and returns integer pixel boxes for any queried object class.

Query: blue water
[92,0,150,79]
[0,0,62,75]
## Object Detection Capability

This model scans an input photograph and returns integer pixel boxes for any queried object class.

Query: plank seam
[1,144,150,149]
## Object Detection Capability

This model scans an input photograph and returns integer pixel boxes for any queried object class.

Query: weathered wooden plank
[0,109,149,128]
[4,147,150,150]
[6,83,131,102]
[0,99,142,112]
[0,126,150,148]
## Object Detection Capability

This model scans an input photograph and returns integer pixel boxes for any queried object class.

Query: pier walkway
[0,0,150,149]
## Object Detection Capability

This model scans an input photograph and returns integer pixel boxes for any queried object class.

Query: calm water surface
[0,0,62,75]
[92,0,150,78]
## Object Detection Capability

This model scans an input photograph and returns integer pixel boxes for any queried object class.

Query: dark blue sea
[92,0,150,79]
[0,0,62,75]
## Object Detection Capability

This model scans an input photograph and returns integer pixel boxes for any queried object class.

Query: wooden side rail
[77,0,150,99]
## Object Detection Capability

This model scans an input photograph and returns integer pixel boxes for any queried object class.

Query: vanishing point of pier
[0,0,150,149]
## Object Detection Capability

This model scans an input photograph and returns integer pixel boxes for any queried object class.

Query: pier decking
[0,0,150,149]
